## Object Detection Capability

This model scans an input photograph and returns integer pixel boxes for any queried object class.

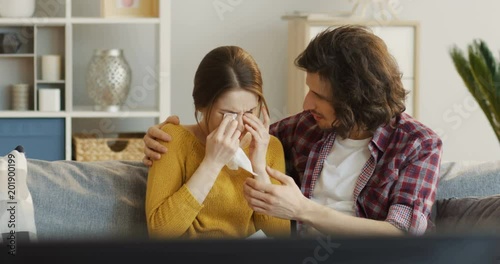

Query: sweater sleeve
[253,136,291,238]
[145,124,203,238]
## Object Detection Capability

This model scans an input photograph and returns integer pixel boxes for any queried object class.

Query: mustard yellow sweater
[146,124,290,239]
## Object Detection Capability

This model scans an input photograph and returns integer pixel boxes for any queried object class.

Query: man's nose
[303,91,314,111]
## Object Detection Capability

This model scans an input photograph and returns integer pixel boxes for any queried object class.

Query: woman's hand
[202,114,241,170]
[243,107,271,179]
[142,115,180,166]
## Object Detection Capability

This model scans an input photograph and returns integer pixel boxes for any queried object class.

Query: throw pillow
[0,145,38,252]
[434,195,500,233]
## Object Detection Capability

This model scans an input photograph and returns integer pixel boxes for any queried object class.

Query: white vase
[0,0,36,18]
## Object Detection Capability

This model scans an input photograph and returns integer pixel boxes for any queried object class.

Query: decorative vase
[0,0,36,18]
[0,33,22,54]
[11,83,30,111]
[86,49,132,112]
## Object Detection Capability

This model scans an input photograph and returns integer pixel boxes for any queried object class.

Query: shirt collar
[370,114,399,153]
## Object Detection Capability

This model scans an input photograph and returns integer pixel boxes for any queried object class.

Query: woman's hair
[295,25,407,138]
[192,46,268,131]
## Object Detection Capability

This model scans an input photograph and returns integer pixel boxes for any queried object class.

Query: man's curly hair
[295,25,407,138]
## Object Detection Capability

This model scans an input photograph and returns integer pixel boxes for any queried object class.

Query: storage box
[72,133,145,161]
[0,118,65,161]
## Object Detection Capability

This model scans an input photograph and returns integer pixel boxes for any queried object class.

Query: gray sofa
[26,159,500,241]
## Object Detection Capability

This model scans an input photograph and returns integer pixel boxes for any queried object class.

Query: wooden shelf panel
[36,80,66,84]
[70,18,160,24]
[0,17,160,25]
[0,18,66,25]
[0,109,160,118]
[0,54,35,58]
[71,106,161,118]
[0,111,66,118]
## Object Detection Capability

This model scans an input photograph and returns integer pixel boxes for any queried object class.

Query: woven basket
[72,133,145,161]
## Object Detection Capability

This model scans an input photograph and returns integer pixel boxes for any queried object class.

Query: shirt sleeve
[145,124,203,238]
[252,136,291,238]
[386,136,443,235]
[269,112,304,154]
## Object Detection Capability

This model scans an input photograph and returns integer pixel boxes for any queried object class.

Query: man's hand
[243,166,308,220]
[142,115,180,166]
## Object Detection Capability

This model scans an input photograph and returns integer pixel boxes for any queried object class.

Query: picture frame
[101,0,159,18]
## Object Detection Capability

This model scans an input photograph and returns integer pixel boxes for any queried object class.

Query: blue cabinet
[0,118,65,160]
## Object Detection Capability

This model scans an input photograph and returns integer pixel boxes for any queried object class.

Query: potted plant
[449,40,500,143]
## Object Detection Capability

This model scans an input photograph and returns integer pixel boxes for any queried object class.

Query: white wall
[170,0,346,123]
[393,0,500,161]
[171,0,500,161]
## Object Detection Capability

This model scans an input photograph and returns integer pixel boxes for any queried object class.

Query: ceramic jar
[0,33,22,54]
[0,0,36,18]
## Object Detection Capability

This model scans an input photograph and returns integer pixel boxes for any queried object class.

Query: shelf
[70,18,160,24]
[0,0,169,160]
[37,80,66,84]
[0,111,66,118]
[0,17,160,25]
[71,106,160,118]
[0,54,35,58]
[0,109,160,118]
[0,18,66,25]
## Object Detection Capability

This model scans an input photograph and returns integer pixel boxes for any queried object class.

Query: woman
[145,46,290,239]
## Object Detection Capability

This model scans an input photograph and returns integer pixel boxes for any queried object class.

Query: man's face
[303,72,336,130]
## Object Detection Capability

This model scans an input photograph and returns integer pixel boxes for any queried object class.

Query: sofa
[25,159,500,241]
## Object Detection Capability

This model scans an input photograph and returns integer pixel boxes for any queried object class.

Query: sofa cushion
[27,159,148,241]
[437,160,500,199]
[434,195,500,233]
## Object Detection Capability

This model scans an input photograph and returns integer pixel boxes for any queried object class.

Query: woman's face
[200,88,259,142]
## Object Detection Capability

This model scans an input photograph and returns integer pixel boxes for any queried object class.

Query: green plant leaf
[476,40,500,113]
[449,43,500,142]
[477,40,497,76]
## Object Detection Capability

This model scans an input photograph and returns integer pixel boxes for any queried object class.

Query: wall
[171,0,500,161]
[170,0,346,123]
[389,0,500,161]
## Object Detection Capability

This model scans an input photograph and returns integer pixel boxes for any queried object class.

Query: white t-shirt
[304,136,371,236]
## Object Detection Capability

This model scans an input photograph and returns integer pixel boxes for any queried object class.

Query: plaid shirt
[269,111,442,235]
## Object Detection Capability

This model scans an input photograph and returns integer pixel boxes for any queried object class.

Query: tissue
[226,147,256,175]
[223,113,256,175]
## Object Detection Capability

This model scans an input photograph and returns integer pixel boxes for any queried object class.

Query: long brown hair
[192,46,268,132]
[295,25,407,138]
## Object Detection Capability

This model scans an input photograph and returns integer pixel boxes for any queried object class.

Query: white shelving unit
[282,15,419,119]
[0,0,170,160]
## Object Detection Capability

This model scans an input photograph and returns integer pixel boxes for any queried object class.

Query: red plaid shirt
[270,111,442,235]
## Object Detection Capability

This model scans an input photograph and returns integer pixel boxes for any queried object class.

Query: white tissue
[223,112,256,176]
[226,147,256,176]
[246,229,268,239]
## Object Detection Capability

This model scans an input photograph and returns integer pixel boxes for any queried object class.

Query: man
[142,25,442,237]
